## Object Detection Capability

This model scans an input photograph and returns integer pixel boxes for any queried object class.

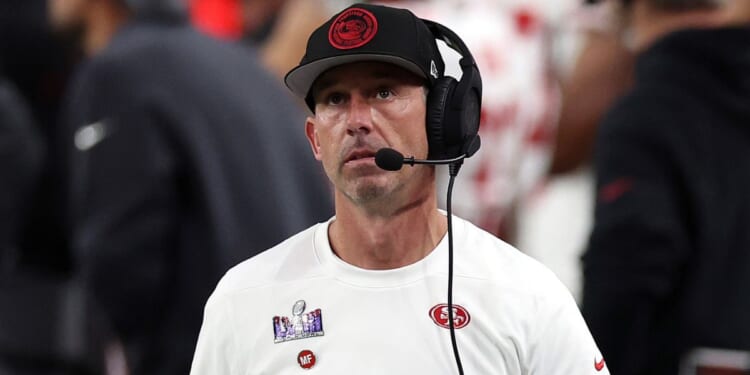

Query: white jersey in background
[191,215,608,374]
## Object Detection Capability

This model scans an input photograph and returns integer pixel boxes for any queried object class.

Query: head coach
[191,3,607,374]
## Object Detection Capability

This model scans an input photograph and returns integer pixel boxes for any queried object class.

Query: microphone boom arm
[403,154,466,166]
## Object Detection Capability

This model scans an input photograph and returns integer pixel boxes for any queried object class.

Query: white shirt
[191,215,608,374]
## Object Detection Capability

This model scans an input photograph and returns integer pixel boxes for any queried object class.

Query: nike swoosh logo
[595,356,606,371]
[74,120,109,151]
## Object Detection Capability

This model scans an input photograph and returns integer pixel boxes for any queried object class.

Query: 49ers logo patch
[328,8,378,50]
[429,304,471,329]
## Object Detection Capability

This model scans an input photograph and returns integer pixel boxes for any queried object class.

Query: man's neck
[83,1,130,56]
[328,192,448,270]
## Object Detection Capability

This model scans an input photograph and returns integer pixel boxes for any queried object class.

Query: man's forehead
[312,62,425,93]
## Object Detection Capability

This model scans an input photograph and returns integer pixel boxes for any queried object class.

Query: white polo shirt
[190,215,608,374]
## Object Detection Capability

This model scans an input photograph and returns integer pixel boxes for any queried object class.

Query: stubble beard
[344,175,396,206]
[343,171,434,218]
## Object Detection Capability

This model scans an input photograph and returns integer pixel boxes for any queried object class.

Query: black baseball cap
[284,3,446,110]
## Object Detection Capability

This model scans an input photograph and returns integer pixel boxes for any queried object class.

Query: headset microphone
[374,148,467,171]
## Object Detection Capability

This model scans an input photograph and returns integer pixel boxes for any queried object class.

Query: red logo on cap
[429,304,471,329]
[328,8,378,50]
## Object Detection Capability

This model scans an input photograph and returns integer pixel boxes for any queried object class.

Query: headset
[421,19,482,375]
[421,20,483,162]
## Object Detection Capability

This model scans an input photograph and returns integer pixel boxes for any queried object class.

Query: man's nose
[346,94,373,135]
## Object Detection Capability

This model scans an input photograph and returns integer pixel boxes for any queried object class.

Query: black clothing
[0,79,42,273]
[0,0,73,130]
[582,26,750,375]
[0,80,91,375]
[0,0,79,277]
[62,20,332,374]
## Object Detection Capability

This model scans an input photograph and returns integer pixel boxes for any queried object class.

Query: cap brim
[284,54,427,99]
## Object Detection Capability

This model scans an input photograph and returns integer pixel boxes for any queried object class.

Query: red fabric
[189,0,243,40]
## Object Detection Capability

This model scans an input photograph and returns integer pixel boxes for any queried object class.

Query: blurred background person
[1,2,88,372]
[0,77,54,375]
[0,0,76,278]
[240,0,332,79]
[48,0,333,373]
[549,0,635,176]
[190,0,348,94]
[516,0,635,300]
[580,0,750,374]
[0,76,42,278]
[518,0,749,302]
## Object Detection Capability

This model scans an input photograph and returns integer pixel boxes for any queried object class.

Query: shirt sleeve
[527,276,610,374]
[191,291,236,374]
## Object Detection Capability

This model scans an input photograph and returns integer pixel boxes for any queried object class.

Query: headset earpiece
[426,77,458,160]
[451,58,482,157]
[421,20,482,160]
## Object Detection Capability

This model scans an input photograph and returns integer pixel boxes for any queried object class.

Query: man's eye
[376,89,392,99]
[327,93,345,105]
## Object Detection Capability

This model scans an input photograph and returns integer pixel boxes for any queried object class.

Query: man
[582,0,750,374]
[49,0,333,373]
[191,3,607,374]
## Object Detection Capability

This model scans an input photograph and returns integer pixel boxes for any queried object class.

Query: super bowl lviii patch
[273,300,324,343]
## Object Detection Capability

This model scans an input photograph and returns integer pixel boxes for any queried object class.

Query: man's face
[48,0,89,33]
[305,62,432,206]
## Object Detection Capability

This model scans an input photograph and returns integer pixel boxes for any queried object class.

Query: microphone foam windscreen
[375,148,404,171]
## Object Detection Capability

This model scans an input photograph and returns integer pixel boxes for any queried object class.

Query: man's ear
[305,117,322,161]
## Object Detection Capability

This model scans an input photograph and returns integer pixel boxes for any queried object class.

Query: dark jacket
[0,78,42,272]
[62,20,332,374]
[582,26,750,375]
